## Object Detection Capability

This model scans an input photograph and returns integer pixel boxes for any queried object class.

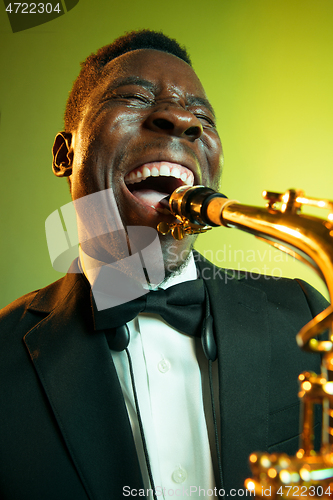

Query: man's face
[69,49,223,272]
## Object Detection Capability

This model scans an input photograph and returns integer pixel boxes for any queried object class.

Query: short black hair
[64,30,192,132]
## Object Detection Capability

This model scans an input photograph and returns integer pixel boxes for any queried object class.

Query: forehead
[100,49,207,98]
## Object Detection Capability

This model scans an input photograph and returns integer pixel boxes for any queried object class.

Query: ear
[52,132,73,177]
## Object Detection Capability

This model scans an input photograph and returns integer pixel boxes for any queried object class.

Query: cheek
[71,114,142,199]
[207,130,223,162]
[202,132,223,188]
[90,112,143,169]
[74,114,128,165]
[80,104,140,150]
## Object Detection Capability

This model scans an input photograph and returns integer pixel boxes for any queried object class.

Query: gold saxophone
[157,185,333,499]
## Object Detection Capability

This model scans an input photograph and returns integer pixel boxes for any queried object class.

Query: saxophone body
[158,186,333,498]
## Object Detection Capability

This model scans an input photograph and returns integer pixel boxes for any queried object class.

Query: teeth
[124,162,194,186]
[160,164,170,176]
[170,167,181,179]
[142,166,150,179]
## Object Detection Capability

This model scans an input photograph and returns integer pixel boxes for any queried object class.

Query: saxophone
[157,186,333,499]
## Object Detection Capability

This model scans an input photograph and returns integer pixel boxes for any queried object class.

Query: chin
[160,233,197,277]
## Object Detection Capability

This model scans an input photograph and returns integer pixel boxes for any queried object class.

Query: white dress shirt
[80,249,218,498]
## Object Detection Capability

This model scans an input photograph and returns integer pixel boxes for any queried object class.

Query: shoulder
[0,264,88,341]
[0,277,64,344]
[0,288,40,335]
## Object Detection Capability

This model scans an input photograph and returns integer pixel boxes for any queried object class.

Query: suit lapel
[197,258,270,490]
[24,270,144,499]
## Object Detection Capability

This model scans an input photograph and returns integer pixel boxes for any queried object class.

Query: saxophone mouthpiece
[155,195,171,214]
[159,195,171,208]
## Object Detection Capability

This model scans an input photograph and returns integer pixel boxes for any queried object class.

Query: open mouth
[124,161,194,210]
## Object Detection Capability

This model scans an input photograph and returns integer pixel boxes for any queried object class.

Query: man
[0,30,328,499]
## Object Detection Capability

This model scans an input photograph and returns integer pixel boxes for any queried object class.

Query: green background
[1,0,332,308]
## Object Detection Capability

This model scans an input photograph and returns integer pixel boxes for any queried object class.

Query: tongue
[131,188,169,208]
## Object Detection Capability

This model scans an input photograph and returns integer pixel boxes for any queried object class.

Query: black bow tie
[92,279,206,337]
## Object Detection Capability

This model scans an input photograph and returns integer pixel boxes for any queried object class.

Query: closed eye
[100,90,154,107]
[118,93,154,106]
[195,113,216,128]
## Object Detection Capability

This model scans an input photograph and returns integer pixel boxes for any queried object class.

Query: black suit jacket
[0,255,328,499]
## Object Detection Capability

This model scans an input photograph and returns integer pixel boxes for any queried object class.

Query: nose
[145,105,203,141]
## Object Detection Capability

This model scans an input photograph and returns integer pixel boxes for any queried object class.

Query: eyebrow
[106,76,158,92]
[186,95,216,119]
[105,76,216,118]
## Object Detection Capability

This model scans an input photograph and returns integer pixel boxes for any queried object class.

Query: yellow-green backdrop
[1,0,332,308]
